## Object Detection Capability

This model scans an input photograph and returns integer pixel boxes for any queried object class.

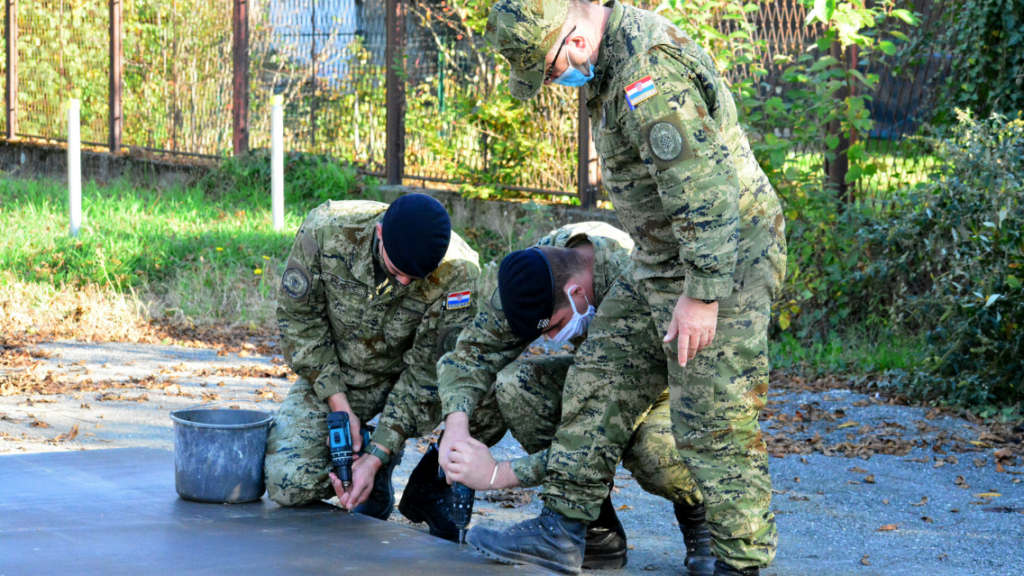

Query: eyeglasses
[544,25,577,83]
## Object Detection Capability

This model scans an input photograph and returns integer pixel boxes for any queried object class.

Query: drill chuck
[451,480,475,544]
[327,411,354,489]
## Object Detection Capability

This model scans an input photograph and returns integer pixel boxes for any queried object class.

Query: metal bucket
[170,402,275,504]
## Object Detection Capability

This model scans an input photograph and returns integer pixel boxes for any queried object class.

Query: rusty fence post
[827,40,855,203]
[109,0,123,153]
[577,88,595,209]
[385,0,406,185]
[4,0,17,139]
[232,0,250,156]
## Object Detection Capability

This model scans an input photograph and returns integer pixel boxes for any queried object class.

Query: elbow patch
[641,113,693,171]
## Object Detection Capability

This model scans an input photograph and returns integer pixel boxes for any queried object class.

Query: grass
[770,328,926,376]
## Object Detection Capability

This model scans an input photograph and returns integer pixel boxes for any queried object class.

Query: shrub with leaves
[865,111,1024,405]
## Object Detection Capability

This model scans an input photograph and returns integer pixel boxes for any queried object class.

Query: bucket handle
[183,400,271,411]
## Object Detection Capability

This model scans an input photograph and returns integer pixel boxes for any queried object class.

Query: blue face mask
[553,51,594,87]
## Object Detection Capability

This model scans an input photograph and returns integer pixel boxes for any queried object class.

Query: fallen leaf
[30,420,50,428]
[848,466,869,473]
[933,461,946,469]
[994,448,1013,460]
[616,505,633,511]
[954,475,970,489]
[973,492,1001,498]
[882,499,890,505]
[861,555,871,566]
[974,458,987,468]
[877,524,899,532]
[54,423,79,442]
[837,421,860,429]
[80,403,91,409]
[912,496,929,507]
[921,516,933,523]
[864,475,876,484]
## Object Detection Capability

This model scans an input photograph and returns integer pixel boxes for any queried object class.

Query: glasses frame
[543,25,577,83]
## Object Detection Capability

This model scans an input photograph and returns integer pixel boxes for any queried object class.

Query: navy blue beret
[498,247,555,342]
[382,194,452,278]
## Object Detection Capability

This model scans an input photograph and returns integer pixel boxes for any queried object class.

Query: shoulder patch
[625,75,657,110]
[641,113,694,169]
[446,291,472,310]
[282,262,311,300]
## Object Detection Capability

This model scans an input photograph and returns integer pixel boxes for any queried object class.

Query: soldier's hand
[335,452,382,511]
[447,438,500,491]
[326,392,363,453]
[663,295,718,367]
[439,412,472,481]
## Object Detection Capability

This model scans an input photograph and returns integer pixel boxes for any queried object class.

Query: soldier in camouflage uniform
[453,1,788,575]
[437,221,711,570]
[265,194,506,523]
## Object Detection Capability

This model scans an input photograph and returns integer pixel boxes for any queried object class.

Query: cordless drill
[451,481,475,545]
[327,411,354,492]
[440,461,475,545]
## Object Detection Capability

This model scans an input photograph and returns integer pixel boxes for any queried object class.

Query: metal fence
[2,0,956,203]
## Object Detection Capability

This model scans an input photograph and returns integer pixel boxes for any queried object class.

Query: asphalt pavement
[1,340,1021,576]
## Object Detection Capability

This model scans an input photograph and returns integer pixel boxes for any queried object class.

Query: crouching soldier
[265,194,506,521]
[437,222,715,573]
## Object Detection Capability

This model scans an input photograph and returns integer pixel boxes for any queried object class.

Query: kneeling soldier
[265,194,506,521]
[438,222,715,573]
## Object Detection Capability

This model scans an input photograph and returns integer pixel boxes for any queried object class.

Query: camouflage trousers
[542,270,778,569]
[265,376,507,506]
[496,354,702,507]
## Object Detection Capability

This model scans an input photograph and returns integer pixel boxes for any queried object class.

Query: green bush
[864,112,1024,405]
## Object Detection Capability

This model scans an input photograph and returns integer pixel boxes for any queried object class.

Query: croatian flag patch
[446,290,472,310]
[625,75,657,110]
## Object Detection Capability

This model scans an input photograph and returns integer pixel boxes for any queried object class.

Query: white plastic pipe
[68,99,82,238]
[271,95,284,232]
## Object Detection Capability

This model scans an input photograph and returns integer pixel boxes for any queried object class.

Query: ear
[376,223,383,240]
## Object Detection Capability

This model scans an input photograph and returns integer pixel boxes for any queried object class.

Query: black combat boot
[467,507,587,576]
[397,443,460,542]
[352,438,402,520]
[583,494,627,569]
[713,559,759,576]
[674,502,716,576]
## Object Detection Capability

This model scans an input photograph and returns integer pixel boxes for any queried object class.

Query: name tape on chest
[625,76,657,110]
[446,290,472,310]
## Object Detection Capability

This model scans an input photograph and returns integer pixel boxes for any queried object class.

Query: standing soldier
[265,194,506,523]
[438,222,714,573]
[447,1,788,575]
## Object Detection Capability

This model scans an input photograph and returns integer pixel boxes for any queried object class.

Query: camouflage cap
[485,0,569,100]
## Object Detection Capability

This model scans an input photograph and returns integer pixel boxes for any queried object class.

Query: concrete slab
[0,448,552,576]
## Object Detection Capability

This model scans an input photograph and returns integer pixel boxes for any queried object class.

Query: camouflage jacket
[438,222,633,419]
[586,1,786,300]
[277,200,480,420]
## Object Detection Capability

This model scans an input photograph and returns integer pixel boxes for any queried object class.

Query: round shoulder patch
[282,267,311,299]
[649,122,684,161]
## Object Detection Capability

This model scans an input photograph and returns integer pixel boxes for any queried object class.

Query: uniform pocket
[383,297,425,348]
[322,272,369,330]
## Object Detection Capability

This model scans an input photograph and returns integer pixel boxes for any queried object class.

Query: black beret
[382,194,452,278]
[498,247,555,342]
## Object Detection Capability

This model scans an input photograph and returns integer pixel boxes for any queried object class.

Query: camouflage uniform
[487,0,788,569]
[266,200,505,506]
[438,222,700,507]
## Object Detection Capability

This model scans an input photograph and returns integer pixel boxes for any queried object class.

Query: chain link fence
[2,0,956,199]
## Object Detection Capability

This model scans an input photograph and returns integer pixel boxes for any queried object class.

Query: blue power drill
[327,411,354,492]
